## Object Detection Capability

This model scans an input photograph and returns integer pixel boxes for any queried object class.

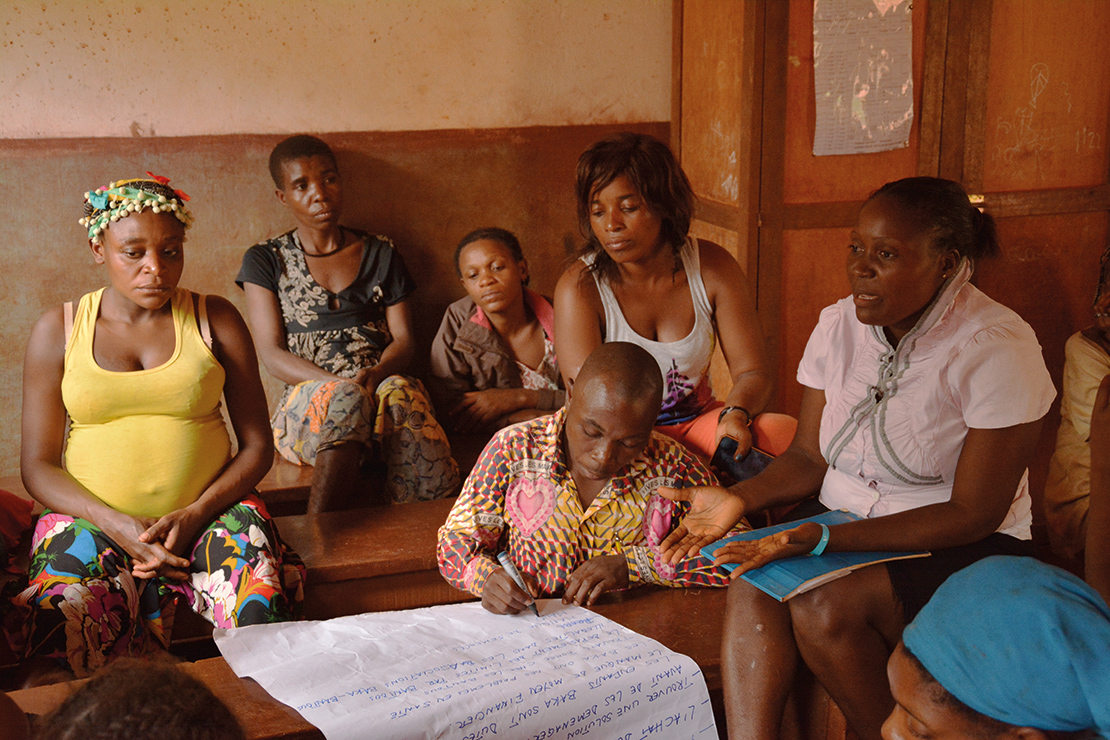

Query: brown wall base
[0,122,668,476]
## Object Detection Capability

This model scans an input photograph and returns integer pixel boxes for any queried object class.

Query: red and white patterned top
[437,408,746,598]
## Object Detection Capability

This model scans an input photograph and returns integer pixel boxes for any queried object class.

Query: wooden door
[675,0,1110,559]
[675,2,1110,477]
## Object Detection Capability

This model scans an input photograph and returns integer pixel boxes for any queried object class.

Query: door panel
[982,1,1110,191]
[778,226,854,414]
[680,0,747,208]
[783,0,930,204]
[977,212,1109,382]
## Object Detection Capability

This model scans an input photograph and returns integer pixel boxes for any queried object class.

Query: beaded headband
[79,172,194,244]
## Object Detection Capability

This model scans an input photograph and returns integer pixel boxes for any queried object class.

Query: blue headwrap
[903,556,1110,736]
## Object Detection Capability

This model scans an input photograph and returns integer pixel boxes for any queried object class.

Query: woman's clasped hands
[106,505,206,582]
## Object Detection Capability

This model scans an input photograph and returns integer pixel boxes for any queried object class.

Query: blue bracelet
[809,523,830,556]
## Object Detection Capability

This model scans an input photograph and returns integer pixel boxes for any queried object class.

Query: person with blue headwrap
[887,556,1110,740]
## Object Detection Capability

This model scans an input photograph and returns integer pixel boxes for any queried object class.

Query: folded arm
[242,282,339,385]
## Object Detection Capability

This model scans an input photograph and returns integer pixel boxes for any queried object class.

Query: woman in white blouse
[659,178,1056,740]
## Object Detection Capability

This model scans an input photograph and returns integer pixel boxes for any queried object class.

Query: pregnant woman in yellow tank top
[17,175,304,677]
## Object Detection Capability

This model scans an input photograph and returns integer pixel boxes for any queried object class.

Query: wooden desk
[10,587,845,740]
[9,587,723,740]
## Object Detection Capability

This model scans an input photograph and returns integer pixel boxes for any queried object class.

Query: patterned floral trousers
[15,494,304,677]
[273,375,459,503]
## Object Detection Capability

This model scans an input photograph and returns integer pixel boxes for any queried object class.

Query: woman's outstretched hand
[712,522,823,577]
[657,484,746,566]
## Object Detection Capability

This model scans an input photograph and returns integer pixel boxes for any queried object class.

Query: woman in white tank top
[555,133,793,462]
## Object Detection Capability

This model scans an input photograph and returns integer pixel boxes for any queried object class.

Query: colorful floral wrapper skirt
[273,375,459,502]
[14,494,304,677]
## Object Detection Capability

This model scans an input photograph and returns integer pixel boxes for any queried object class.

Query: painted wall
[1,0,671,138]
[0,1,673,480]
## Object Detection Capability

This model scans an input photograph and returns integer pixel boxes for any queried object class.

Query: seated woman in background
[238,135,458,512]
[887,556,1109,740]
[1044,247,1110,558]
[19,175,303,677]
[554,132,793,464]
[429,227,563,433]
[1085,374,1110,605]
[660,178,1055,740]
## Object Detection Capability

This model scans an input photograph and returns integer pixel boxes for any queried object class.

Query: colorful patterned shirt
[437,409,745,598]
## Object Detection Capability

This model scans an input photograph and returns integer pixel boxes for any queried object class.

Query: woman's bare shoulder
[696,239,751,298]
[555,260,600,303]
[197,293,250,338]
[25,304,68,369]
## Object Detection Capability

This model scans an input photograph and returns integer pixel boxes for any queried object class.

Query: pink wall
[0,124,669,477]
[0,1,674,478]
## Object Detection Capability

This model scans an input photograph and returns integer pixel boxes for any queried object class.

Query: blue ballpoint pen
[497,551,540,616]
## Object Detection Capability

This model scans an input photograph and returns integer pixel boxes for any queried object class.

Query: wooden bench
[254,458,316,517]
[274,498,475,619]
[255,430,489,516]
[9,586,846,740]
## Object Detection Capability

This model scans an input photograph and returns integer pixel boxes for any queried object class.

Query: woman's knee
[312,379,376,426]
[789,569,899,644]
[725,577,789,627]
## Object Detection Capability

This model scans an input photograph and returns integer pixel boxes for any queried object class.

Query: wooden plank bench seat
[255,431,490,517]
[5,466,848,740]
[255,457,316,517]
[273,498,475,619]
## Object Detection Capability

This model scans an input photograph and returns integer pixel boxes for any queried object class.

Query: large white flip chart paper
[215,601,717,740]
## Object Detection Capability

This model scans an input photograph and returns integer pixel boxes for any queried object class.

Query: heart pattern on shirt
[507,476,556,538]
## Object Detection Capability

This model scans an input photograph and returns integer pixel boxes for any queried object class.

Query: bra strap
[198,294,213,350]
[63,300,74,351]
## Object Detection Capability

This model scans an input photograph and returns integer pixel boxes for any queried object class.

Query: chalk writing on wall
[215,601,717,740]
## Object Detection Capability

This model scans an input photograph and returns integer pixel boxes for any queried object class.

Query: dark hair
[454,227,527,283]
[866,177,999,261]
[575,133,695,281]
[269,134,338,188]
[903,647,1097,740]
[34,659,246,740]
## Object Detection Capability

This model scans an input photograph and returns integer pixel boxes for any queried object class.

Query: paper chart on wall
[215,601,717,740]
[813,0,914,155]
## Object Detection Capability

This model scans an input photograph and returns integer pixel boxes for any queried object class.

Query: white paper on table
[813,0,914,155]
[215,600,717,740]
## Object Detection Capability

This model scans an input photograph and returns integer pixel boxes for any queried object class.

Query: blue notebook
[699,510,930,601]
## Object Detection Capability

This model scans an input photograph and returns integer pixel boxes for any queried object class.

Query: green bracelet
[809,523,830,556]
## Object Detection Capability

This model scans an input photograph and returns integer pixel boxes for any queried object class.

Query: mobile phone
[711,436,774,485]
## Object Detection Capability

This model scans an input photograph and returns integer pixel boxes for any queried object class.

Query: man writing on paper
[438,342,744,614]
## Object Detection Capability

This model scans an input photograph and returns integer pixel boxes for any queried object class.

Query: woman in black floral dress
[238,135,458,512]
